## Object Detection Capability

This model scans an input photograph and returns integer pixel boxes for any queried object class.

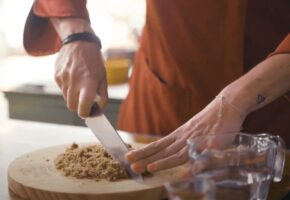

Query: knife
[85,96,143,182]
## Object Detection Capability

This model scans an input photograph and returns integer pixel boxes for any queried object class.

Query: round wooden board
[8,143,187,200]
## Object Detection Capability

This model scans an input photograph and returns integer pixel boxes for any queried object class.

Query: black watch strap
[62,32,102,49]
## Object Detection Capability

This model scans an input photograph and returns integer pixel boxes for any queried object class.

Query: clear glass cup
[165,177,215,200]
[187,133,286,200]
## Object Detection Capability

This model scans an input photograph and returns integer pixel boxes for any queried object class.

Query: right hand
[54,41,108,118]
[125,94,245,174]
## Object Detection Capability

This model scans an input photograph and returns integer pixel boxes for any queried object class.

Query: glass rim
[186,132,274,146]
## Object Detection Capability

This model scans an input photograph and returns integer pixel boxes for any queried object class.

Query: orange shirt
[24,0,290,145]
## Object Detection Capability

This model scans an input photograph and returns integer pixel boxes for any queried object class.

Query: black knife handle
[89,102,102,117]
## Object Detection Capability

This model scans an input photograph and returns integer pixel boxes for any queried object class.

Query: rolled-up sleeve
[23,0,89,56]
[270,34,290,56]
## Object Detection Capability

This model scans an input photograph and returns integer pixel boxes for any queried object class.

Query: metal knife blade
[85,113,143,182]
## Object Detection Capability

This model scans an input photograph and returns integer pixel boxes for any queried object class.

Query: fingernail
[125,152,133,161]
[132,163,142,173]
[147,163,156,172]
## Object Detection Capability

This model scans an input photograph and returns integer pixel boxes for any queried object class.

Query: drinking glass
[187,133,285,200]
[165,177,215,200]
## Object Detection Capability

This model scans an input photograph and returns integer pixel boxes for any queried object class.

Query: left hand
[125,95,245,174]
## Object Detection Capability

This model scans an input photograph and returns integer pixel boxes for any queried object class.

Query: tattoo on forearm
[257,94,266,105]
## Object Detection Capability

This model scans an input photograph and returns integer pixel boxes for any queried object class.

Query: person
[125,53,290,173]
[23,0,290,173]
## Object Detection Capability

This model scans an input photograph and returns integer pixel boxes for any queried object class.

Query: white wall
[0,0,146,56]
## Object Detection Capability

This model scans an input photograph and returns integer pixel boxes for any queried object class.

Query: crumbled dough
[54,143,129,181]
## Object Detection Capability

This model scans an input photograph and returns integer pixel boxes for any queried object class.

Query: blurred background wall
[0,0,145,121]
[0,0,145,57]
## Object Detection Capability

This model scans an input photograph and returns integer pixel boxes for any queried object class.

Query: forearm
[222,54,290,116]
[50,17,94,40]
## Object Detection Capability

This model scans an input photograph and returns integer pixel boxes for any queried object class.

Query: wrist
[217,54,290,120]
[218,83,253,118]
[50,17,94,40]
[62,32,102,49]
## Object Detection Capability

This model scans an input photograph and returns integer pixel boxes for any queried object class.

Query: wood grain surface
[8,143,187,200]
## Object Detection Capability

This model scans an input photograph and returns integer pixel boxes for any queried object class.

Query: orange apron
[118,0,290,144]
[24,0,290,145]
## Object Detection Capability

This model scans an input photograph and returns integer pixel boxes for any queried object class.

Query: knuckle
[55,69,69,82]
[165,135,177,145]
[139,146,147,154]
[54,73,61,83]
[137,146,150,158]
[152,141,160,150]
[153,162,163,171]
[176,151,185,160]
[62,70,69,81]
[67,102,77,112]
[162,149,170,157]
[55,78,61,87]
[178,147,189,161]
[69,71,79,82]
[140,159,150,167]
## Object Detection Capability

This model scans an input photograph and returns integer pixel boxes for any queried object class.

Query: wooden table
[0,119,289,200]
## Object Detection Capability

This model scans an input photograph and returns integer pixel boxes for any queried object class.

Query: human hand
[125,95,245,174]
[55,41,108,117]
[50,17,108,117]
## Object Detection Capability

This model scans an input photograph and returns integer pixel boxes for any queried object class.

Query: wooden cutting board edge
[7,143,186,200]
[8,175,166,200]
[9,188,27,200]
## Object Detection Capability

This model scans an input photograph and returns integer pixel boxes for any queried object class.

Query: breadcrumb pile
[54,143,129,181]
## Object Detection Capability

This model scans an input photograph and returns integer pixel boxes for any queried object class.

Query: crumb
[54,143,129,181]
